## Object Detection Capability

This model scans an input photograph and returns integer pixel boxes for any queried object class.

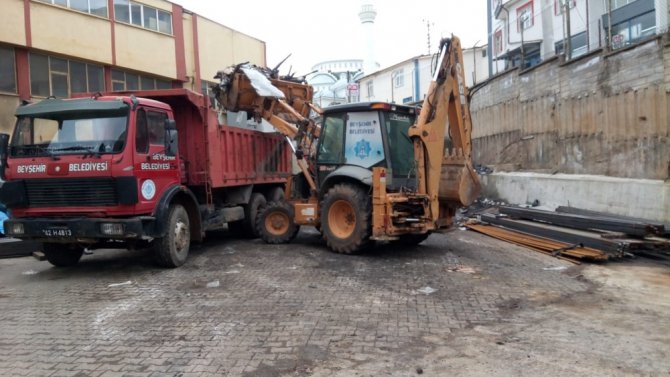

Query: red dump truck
[0,88,291,267]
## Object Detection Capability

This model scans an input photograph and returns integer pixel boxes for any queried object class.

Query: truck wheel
[321,184,371,254]
[229,192,267,238]
[43,243,84,267]
[395,233,431,246]
[154,204,190,268]
[256,201,300,244]
[267,186,285,202]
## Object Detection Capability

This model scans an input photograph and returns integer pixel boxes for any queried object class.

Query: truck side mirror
[164,119,178,157]
[0,133,9,180]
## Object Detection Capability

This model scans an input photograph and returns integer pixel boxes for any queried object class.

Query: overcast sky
[171,0,489,75]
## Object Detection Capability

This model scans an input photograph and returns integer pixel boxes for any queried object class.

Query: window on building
[517,1,534,31]
[612,0,637,10]
[393,69,404,88]
[113,0,172,34]
[555,0,576,15]
[366,81,374,98]
[0,46,16,94]
[38,0,108,17]
[494,29,504,55]
[29,53,104,97]
[610,10,656,49]
[555,31,588,58]
[111,69,172,91]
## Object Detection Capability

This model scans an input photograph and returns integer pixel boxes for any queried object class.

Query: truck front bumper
[4,217,157,242]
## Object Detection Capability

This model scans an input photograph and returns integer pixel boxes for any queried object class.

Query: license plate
[42,228,72,237]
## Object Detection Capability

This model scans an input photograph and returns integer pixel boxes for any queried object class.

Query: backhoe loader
[213,36,481,253]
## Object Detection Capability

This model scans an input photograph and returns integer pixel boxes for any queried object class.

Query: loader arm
[212,64,321,193]
[408,36,481,226]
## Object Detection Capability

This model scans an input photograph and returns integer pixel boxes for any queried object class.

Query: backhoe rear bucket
[438,154,481,207]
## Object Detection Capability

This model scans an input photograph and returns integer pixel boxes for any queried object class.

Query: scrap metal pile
[467,205,670,263]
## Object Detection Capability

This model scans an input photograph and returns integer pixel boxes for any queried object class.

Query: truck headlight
[100,223,124,236]
[10,223,24,235]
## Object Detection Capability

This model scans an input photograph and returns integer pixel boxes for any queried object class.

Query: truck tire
[395,233,431,246]
[154,204,190,268]
[321,183,371,254]
[229,192,266,238]
[256,201,300,244]
[266,186,285,202]
[43,243,84,267]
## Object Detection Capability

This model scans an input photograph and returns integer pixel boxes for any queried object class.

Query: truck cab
[0,94,187,267]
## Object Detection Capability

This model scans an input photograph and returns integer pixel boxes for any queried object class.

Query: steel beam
[500,206,664,237]
[480,214,629,257]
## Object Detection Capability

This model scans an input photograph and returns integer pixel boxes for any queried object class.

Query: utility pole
[520,14,527,69]
[472,41,480,85]
[607,0,613,51]
[563,0,572,60]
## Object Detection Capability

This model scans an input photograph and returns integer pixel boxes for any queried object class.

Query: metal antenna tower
[423,19,434,53]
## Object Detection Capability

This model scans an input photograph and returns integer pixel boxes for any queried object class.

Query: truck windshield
[11,112,128,157]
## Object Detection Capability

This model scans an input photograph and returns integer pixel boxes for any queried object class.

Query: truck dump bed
[105,89,292,188]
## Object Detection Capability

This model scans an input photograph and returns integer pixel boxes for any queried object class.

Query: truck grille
[25,178,118,207]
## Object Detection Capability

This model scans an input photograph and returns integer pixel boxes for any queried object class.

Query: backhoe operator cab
[316,103,417,193]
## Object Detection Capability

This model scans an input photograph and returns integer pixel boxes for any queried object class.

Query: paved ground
[0,228,668,377]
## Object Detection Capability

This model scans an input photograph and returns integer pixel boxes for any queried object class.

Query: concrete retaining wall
[482,172,670,223]
[471,35,670,180]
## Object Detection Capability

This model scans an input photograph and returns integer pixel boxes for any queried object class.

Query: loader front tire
[256,201,300,244]
[321,183,371,254]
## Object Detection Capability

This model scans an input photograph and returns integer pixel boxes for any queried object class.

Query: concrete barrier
[481,172,670,223]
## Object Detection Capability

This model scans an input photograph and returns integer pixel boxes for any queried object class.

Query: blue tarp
[0,210,8,234]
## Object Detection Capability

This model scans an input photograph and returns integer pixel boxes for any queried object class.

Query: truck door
[134,107,180,208]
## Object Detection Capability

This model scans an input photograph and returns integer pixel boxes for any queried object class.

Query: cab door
[133,107,180,211]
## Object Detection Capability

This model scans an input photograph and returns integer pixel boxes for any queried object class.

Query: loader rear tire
[321,183,371,254]
[256,201,300,244]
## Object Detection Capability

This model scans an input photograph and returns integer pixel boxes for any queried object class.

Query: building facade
[488,0,668,74]
[357,45,489,106]
[0,0,267,133]
[307,59,367,107]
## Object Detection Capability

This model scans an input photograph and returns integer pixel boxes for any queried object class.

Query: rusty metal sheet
[466,223,608,262]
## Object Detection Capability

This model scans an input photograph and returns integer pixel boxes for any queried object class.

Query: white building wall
[360,47,489,105]
[657,0,669,32]
[463,46,491,87]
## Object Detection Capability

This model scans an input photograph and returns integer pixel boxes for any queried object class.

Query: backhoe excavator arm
[408,36,481,226]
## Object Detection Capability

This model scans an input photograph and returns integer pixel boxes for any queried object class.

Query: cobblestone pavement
[0,228,667,377]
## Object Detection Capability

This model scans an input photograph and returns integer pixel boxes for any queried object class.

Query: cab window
[317,115,345,164]
[135,108,148,153]
[147,111,166,145]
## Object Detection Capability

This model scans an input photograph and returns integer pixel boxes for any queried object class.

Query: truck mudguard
[152,184,201,239]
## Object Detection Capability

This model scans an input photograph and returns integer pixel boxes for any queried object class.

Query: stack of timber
[471,205,669,262]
